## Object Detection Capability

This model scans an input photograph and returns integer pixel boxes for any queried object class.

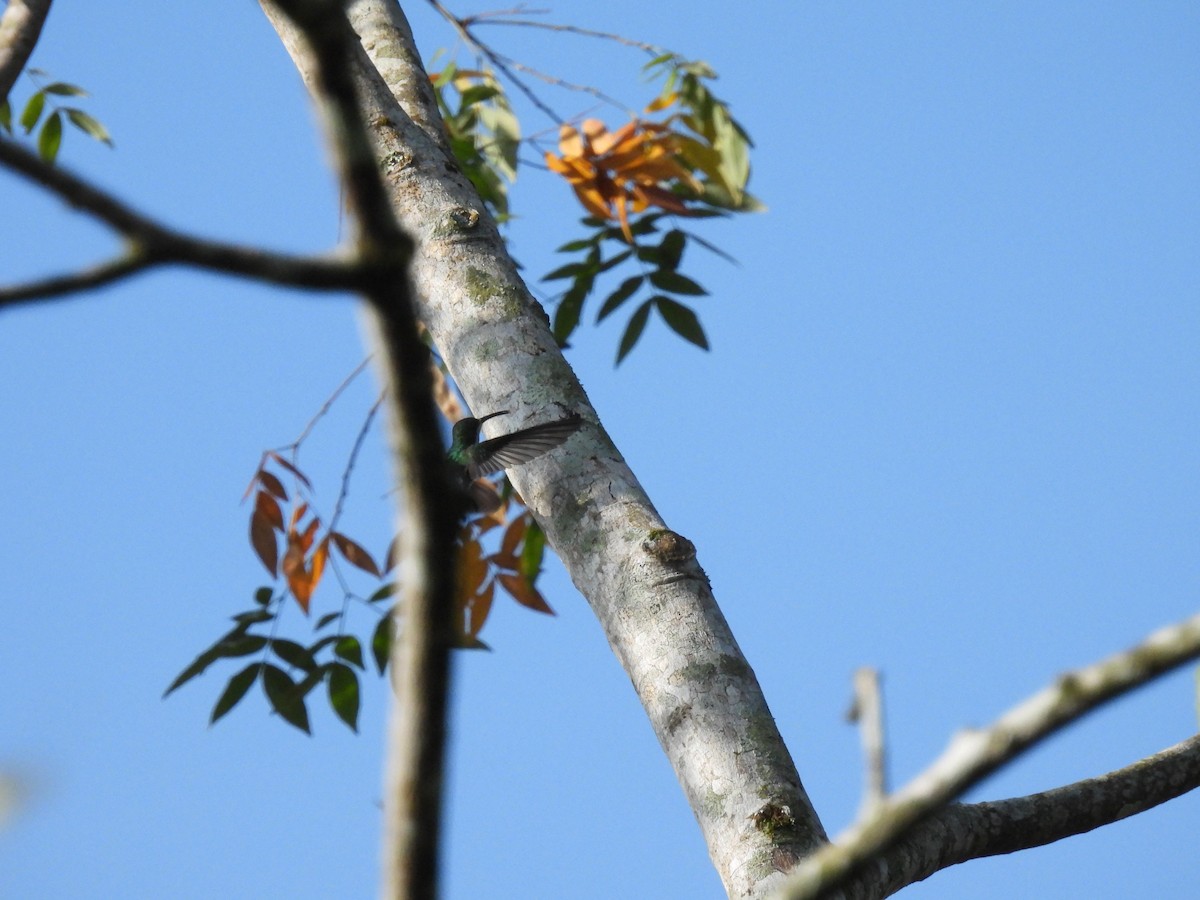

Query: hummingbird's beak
[477,410,511,425]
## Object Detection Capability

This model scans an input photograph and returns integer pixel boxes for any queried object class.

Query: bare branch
[0,250,149,306]
[775,610,1200,900]
[425,0,566,124]
[0,137,361,307]
[0,0,51,101]
[839,733,1200,898]
[846,667,888,821]
[468,13,668,57]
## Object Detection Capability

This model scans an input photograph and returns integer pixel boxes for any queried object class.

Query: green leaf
[253,587,274,607]
[334,635,365,669]
[596,276,643,322]
[659,231,687,269]
[231,608,273,625]
[649,270,708,296]
[271,639,318,673]
[327,664,361,732]
[656,297,710,350]
[163,633,265,698]
[19,91,44,133]
[372,611,394,675]
[542,262,590,282]
[616,300,653,365]
[218,634,269,657]
[596,248,634,273]
[37,110,62,163]
[368,583,397,603]
[553,276,593,346]
[315,611,342,630]
[164,646,224,697]
[519,519,545,582]
[262,664,311,734]
[0,100,11,133]
[458,84,500,108]
[42,81,88,97]
[210,664,261,725]
[556,236,601,253]
[636,244,663,266]
[65,108,113,146]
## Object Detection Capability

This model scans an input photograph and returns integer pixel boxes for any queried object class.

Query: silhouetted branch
[0,137,361,309]
[262,3,459,900]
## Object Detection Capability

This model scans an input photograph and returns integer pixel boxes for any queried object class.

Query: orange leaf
[269,453,312,489]
[282,536,310,612]
[467,580,495,637]
[254,490,284,531]
[250,509,279,577]
[384,534,403,572]
[331,531,382,577]
[257,470,288,501]
[289,502,309,529]
[557,124,584,157]
[309,538,329,594]
[457,538,488,599]
[298,516,319,552]
[498,573,554,615]
[500,514,526,559]
[644,92,678,113]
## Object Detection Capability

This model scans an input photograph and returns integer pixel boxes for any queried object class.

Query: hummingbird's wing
[468,414,584,479]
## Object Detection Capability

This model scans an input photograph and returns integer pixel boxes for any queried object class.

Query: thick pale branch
[341,5,827,897]
[0,0,51,101]
[774,611,1200,900]
[840,732,1200,898]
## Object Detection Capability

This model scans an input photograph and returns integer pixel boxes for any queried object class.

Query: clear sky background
[2,2,1197,898]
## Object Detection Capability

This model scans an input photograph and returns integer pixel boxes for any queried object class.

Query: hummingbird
[447,410,584,513]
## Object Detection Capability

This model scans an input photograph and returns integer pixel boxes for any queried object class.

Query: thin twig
[846,667,888,821]
[285,355,375,451]
[426,0,565,124]
[329,392,385,532]
[469,15,667,56]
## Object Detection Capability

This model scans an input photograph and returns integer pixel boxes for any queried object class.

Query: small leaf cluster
[457,506,555,650]
[164,586,393,734]
[541,55,758,364]
[0,69,112,163]
[430,63,520,223]
[169,431,564,733]
[247,453,389,613]
[548,212,715,364]
[644,54,761,212]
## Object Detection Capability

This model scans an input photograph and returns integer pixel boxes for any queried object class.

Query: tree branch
[847,667,888,822]
[312,3,831,895]
[0,136,361,309]
[261,3,460,900]
[839,732,1200,898]
[774,610,1200,900]
[0,0,51,101]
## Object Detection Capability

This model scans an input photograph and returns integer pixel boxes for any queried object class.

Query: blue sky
[2,2,1198,898]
